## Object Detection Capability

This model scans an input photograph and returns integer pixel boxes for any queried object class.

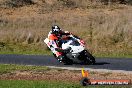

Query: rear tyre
[63,57,73,65]
[53,53,58,59]
[56,55,73,65]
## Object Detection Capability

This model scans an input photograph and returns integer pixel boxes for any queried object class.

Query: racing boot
[57,55,65,63]
[58,55,73,65]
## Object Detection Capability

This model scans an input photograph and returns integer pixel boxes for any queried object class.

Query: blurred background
[0,0,131,57]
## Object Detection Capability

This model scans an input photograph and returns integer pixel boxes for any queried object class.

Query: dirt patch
[0,69,132,83]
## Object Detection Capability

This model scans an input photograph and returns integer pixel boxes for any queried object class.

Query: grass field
[0,64,50,74]
[0,80,131,88]
[0,64,132,88]
[0,1,131,87]
[0,0,132,57]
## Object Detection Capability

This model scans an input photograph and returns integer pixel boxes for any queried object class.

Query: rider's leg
[55,52,66,62]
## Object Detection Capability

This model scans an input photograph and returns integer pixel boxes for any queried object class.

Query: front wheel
[84,50,96,65]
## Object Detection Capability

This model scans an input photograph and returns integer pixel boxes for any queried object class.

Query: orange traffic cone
[81,68,89,78]
[80,68,91,86]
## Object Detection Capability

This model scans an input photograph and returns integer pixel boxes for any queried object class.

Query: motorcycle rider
[48,25,72,62]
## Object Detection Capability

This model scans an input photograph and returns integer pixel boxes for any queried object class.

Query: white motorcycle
[44,35,95,65]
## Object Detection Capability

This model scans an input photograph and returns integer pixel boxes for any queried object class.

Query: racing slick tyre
[53,53,58,59]
[84,50,96,65]
[62,57,73,65]
[57,55,73,65]
[53,53,73,65]
[64,59,73,65]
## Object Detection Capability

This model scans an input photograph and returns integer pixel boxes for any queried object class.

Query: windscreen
[69,40,80,46]
[62,37,80,46]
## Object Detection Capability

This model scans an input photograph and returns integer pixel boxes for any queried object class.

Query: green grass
[94,53,132,58]
[0,42,132,58]
[0,64,131,88]
[0,80,131,88]
[0,50,50,55]
[0,42,51,55]
[0,1,132,58]
[0,50,132,58]
[0,64,50,74]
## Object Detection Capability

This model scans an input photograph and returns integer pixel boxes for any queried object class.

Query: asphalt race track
[0,54,132,71]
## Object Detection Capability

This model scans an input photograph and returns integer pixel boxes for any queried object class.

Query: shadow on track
[65,62,110,65]
[94,62,110,65]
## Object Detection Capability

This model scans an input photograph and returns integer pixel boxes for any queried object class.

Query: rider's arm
[60,31,71,35]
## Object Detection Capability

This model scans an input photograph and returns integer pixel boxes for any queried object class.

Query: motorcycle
[44,34,95,65]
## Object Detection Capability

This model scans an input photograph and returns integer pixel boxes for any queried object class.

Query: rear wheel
[63,57,73,65]
[53,53,58,59]
[54,54,73,65]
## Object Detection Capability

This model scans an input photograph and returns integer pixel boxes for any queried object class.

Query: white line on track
[47,66,132,74]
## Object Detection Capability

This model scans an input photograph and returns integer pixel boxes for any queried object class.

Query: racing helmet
[52,25,61,35]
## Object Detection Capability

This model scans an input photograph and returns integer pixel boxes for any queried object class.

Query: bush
[101,0,132,5]
[2,0,34,8]
[60,0,76,8]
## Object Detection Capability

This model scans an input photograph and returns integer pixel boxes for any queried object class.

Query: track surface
[0,55,132,71]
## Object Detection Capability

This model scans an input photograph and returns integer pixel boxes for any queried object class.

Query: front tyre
[84,50,96,65]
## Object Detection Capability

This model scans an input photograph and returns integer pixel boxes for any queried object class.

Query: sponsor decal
[81,68,131,86]
[51,41,55,44]
[90,79,130,85]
